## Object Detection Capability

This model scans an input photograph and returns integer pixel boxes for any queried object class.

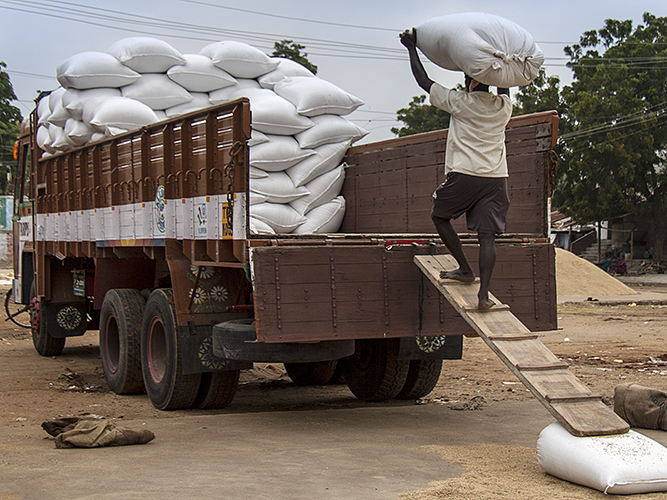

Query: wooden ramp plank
[414,254,630,437]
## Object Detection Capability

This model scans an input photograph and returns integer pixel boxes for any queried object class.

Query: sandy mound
[555,248,637,297]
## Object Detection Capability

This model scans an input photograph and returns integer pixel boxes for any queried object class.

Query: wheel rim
[147,317,167,383]
[104,315,120,374]
[349,339,374,372]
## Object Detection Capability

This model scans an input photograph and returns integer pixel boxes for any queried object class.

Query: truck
[12,98,559,410]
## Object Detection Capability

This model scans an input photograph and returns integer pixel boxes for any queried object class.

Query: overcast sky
[1,0,664,143]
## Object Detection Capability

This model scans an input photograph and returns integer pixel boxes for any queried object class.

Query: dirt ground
[2,277,667,498]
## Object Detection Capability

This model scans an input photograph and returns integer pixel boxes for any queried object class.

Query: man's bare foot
[440,269,475,283]
[477,297,496,310]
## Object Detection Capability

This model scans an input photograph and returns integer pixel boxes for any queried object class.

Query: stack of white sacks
[36,37,368,235]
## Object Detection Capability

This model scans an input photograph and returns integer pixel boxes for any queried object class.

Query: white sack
[165,92,211,117]
[415,12,544,87]
[289,164,345,215]
[64,119,95,146]
[537,422,667,495]
[49,125,71,151]
[293,196,346,234]
[294,114,368,149]
[108,37,186,73]
[250,171,310,204]
[167,54,237,92]
[46,88,69,127]
[121,74,193,110]
[249,192,269,205]
[285,140,350,187]
[86,97,159,134]
[249,217,275,235]
[249,203,305,234]
[229,88,313,135]
[200,41,278,79]
[37,95,52,125]
[274,76,365,117]
[249,166,269,179]
[208,78,261,105]
[248,130,269,147]
[258,57,315,89]
[249,135,316,172]
[63,88,121,120]
[36,125,55,153]
[57,51,141,89]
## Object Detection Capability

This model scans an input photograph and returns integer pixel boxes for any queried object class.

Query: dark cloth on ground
[42,417,155,449]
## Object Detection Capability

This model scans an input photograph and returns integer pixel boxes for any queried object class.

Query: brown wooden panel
[252,242,556,343]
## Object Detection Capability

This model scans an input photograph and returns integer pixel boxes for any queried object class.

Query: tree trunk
[651,197,666,265]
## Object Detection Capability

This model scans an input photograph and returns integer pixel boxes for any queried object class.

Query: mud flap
[43,302,88,338]
[178,324,252,375]
[398,334,463,361]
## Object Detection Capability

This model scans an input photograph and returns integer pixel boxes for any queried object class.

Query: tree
[391,95,450,137]
[272,40,318,75]
[0,62,22,195]
[553,13,667,263]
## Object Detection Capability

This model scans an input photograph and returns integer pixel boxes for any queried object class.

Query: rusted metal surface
[252,242,556,343]
[340,110,558,237]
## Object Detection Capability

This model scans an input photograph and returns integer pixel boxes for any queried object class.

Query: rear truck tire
[284,360,339,386]
[193,370,240,409]
[343,338,409,402]
[141,289,201,410]
[99,289,146,394]
[395,359,443,400]
[29,285,66,357]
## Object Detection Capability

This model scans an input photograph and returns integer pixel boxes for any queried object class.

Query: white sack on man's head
[415,12,544,87]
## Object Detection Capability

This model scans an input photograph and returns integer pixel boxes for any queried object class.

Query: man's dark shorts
[431,172,510,234]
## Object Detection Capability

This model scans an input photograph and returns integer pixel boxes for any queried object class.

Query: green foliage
[0,62,22,195]
[271,40,318,75]
[554,13,667,261]
[391,95,450,137]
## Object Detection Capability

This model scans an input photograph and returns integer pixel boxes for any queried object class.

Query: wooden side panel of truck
[13,98,559,410]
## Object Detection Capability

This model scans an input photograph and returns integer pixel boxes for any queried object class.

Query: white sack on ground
[286,140,350,187]
[86,97,159,134]
[57,51,141,89]
[229,87,313,135]
[274,76,365,117]
[294,114,368,149]
[121,74,193,110]
[249,135,316,171]
[292,196,346,234]
[249,202,305,234]
[63,88,121,120]
[108,37,186,73]
[415,12,544,87]
[167,54,237,92]
[250,171,310,204]
[289,164,345,215]
[257,58,315,89]
[200,41,278,79]
[537,422,667,495]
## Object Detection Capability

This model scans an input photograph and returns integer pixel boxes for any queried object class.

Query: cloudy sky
[1,0,664,143]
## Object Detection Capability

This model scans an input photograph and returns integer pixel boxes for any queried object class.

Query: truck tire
[343,339,409,402]
[29,285,65,357]
[193,370,240,409]
[284,360,338,386]
[395,359,443,400]
[141,289,201,410]
[99,289,146,395]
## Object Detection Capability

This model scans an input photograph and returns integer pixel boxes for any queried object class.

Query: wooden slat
[414,254,629,437]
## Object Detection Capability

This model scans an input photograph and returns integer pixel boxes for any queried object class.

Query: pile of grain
[555,248,637,297]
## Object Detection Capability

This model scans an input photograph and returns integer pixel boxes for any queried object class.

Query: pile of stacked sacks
[36,37,369,235]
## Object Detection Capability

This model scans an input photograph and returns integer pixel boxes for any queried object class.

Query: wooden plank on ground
[414,254,630,437]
